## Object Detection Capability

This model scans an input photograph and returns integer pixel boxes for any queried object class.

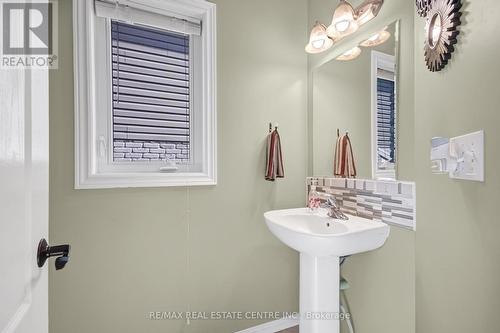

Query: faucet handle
[319,194,332,208]
[323,194,349,220]
[326,196,337,207]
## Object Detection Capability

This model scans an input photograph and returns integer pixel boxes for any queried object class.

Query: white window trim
[371,50,396,181]
[73,0,217,189]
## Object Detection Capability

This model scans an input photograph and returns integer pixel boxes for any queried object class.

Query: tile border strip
[307,177,416,231]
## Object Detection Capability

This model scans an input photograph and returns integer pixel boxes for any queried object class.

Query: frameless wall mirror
[312,20,399,180]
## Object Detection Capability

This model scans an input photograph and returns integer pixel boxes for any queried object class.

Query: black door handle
[37,239,71,270]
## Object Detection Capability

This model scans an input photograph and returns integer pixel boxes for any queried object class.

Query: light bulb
[335,20,350,33]
[336,46,361,61]
[305,22,334,54]
[312,39,326,49]
[359,28,390,47]
[328,0,358,38]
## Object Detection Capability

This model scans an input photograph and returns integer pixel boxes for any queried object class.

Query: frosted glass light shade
[336,46,361,61]
[356,0,384,26]
[305,22,334,54]
[360,29,390,47]
[327,0,358,38]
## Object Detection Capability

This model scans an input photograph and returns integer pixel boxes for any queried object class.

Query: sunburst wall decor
[415,0,431,17]
[423,0,462,72]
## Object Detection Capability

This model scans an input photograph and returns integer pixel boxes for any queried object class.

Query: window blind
[112,21,190,159]
[95,0,202,35]
[376,77,395,163]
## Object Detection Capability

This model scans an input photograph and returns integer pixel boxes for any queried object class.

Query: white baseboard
[234,318,299,333]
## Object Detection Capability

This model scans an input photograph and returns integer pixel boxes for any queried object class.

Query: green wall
[307,1,416,333]
[49,1,308,332]
[49,1,500,333]
[414,1,500,332]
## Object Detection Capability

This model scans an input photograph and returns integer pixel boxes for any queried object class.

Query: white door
[0,65,49,332]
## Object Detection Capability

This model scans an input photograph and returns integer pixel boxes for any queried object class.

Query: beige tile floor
[276,326,299,333]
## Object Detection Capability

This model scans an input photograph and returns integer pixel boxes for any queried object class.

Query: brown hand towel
[334,133,357,178]
[266,129,284,181]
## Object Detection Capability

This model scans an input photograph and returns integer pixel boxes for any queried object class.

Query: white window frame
[371,50,397,181]
[73,0,216,189]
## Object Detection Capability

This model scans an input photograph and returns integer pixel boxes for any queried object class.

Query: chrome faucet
[321,195,349,220]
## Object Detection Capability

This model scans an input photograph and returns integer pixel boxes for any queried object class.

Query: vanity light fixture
[327,0,358,39]
[336,46,361,61]
[307,0,384,54]
[360,27,390,47]
[305,22,334,54]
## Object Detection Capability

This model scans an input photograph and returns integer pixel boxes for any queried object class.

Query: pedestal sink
[264,208,390,333]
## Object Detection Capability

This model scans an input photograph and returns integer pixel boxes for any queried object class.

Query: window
[371,50,396,180]
[111,21,191,163]
[74,0,216,188]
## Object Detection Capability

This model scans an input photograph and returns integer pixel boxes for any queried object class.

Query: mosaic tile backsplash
[307,177,416,230]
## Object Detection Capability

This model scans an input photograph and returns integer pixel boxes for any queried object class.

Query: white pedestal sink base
[264,208,390,332]
[300,253,340,333]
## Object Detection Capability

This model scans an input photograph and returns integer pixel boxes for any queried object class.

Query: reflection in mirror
[428,13,442,48]
[336,46,362,61]
[312,20,399,180]
[371,49,396,179]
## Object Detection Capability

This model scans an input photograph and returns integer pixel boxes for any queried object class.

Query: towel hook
[269,122,279,132]
[337,128,349,136]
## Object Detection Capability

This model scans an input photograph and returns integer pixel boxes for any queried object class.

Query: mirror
[428,13,442,48]
[312,20,399,180]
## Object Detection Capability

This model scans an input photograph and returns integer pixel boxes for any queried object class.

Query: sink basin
[264,207,389,257]
[264,207,390,333]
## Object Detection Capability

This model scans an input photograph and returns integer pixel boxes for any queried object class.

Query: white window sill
[75,171,217,189]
